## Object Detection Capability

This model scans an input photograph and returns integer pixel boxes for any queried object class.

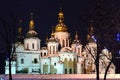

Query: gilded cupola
[26,13,37,38]
[55,8,68,32]
[29,13,35,30]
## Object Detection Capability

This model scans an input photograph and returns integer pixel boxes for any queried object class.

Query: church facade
[5,9,115,74]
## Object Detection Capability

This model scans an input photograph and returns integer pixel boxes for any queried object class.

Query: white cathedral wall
[71,43,82,55]
[50,57,60,66]
[54,32,70,47]
[40,58,50,74]
[50,57,62,74]
[16,52,40,73]
[5,61,16,74]
[15,44,25,52]
[40,48,48,57]
[77,62,82,74]
[24,38,41,50]
[59,52,77,61]
[47,42,59,55]
[77,57,84,74]
[54,32,69,40]
[56,63,64,74]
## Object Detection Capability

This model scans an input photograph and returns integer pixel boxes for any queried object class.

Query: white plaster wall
[56,63,64,74]
[59,52,77,61]
[24,37,41,50]
[16,52,40,73]
[50,57,60,66]
[47,42,59,54]
[54,32,70,47]
[77,62,82,74]
[5,61,16,74]
[40,58,50,74]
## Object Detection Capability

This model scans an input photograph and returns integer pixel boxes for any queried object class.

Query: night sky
[0,0,120,74]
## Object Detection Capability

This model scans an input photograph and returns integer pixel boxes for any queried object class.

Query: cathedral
[5,9,115,74]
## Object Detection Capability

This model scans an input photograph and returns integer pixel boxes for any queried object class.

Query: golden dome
[55,23,67,32]
[29,13,35,30]
[29,19,34,29]
[55,9,67,32]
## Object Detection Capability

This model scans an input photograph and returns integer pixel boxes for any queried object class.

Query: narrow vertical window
[21,58,24,64]
[32,43,34,49]
[65,69,67,74]
[53,46,55,54]
[41,52,42,57]
[69,68,72,74]
[62,40,64,47]
[44,52,46,56]
[54,63,56,66]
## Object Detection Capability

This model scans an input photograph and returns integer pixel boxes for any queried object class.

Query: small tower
[71,31,82,55]
[47,28,59,56]
[26,13,37,38]
[24,13,41,51]
[87,20,96,43]
[17,20,24,44]
[54,8,70,48]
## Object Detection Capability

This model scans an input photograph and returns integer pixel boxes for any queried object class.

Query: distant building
[5,9,115,74]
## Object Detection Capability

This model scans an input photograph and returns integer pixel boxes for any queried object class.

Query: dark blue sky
[0,0,97,47]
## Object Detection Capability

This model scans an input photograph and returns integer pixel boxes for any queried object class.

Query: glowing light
[116,33,120,42]
[92,36,97,42]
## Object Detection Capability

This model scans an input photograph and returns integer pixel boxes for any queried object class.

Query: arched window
[44,52,46,56]
[62,40,64,47]
[69,68,72,74]
[66,39,68,47]
[69,58,72,61]
[53,46,55,54]
[41,52,42,57]
[74,58,76,62]
[32,43,34,49]
[21,58,24,64]
[65,69,67,74]
[34,58,38,63]
[54,63,56,66]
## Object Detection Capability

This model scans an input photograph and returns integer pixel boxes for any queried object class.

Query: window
[69,68,72,74]
[69,58,72,61]
[74,58,76,61]
[62,40,64,47]
[54,63,56,66]
[53,46,55,54]
[34,58,38,63]
[41,52,42,57]
[44,52,46,56]
[32,43,34,49]
[21,58,24,64]
[65,69,67,74]
[66,39,68,47]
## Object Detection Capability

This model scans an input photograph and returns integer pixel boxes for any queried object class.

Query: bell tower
[24,13,41,51]
[54,8,70,48]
